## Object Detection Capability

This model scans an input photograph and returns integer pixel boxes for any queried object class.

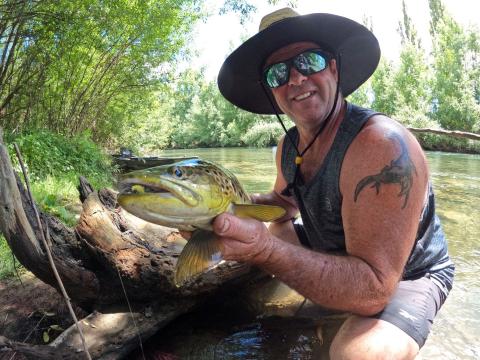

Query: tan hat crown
[259,7,300,31]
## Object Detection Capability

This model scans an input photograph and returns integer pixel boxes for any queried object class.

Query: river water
[135,148,479,359]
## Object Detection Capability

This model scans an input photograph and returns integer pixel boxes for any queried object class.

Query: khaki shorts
[374,270,452,347]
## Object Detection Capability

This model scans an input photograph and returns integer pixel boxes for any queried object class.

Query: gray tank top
[281,102,453,286]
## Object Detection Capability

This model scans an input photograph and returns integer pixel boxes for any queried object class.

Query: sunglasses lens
[264,50,329,88]
[265,62,289,88]
[295,51,327,74]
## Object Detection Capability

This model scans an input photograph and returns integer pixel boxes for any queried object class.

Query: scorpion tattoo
[354,133,417,209]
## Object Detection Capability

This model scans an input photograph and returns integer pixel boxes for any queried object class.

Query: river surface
[134,148,479,359]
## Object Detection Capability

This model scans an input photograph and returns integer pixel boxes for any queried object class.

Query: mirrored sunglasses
[263,49,332,89]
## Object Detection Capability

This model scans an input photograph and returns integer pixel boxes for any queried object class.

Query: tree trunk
[0,129,256,359]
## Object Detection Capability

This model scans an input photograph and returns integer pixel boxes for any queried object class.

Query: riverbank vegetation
[1,0,479,153]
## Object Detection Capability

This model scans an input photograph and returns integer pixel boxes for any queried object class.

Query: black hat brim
[217,13,380,114]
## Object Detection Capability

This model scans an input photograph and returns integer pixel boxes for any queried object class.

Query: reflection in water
[140,148,480,359]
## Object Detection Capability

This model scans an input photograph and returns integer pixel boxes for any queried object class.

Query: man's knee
[329,316,419,360]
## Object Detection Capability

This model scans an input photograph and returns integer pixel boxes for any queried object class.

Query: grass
[30,172,114,227]
[0,234,18,279]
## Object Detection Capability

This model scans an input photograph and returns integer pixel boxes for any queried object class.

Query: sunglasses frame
[262,48,333,89]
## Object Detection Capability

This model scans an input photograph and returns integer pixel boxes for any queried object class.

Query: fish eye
[131,185,145,194]
[174,168,183,177]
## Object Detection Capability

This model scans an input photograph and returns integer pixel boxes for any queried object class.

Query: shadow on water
[130,278,346,359]
[131,148,480,359]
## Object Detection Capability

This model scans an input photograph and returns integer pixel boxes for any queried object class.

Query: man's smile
[293,91,315,101]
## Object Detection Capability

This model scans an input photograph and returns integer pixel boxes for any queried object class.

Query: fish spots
[170,160,249,202]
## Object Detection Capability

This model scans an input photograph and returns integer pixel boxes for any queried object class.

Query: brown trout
[117,159,286,285]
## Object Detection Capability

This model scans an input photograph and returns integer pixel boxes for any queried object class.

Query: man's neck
[297,98,346,147]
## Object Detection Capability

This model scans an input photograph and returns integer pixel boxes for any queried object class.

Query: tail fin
[174,229,223,286]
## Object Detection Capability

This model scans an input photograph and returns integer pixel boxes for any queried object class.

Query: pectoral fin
[174,229,223,286]
[232,203,286,222]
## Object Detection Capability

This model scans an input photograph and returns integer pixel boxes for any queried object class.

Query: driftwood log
[0,129,259,359]
[407,127,480,141]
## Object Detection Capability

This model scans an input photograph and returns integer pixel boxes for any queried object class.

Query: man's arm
[214,117,429,316]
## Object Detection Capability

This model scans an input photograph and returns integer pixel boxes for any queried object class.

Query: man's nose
[288,67,307,86]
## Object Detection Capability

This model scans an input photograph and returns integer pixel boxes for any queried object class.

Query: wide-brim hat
[217,8,380,114]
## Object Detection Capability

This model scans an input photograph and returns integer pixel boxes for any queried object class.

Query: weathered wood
[408,127,480,141]
[78,176,95,203]
[0,335,78,360]
[50,300,197,360]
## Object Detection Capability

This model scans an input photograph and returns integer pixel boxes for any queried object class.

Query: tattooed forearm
[354,133,417,209]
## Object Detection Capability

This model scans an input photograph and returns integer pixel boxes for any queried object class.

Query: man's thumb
[213,213,233,236]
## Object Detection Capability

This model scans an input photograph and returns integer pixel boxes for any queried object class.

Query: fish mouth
[119,180,169,195]
[118,177,199,207]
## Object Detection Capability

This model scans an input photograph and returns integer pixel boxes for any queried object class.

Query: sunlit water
[134,148,479,359]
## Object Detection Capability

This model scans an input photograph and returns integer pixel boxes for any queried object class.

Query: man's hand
[212,213,275,264]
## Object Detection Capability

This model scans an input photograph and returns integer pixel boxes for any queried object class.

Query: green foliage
[398,0,421,48]
[219,0,257,25]
[430,15,480,132]
[429,0,445,38]
[43,324,64,343]
[416,134,480,153]
[1,0,202,144]
[347,81,372,108]
[121,69,281,150]
[352,1,480,153]
[0,235,19,279]
[30,175,86,226]
[370,58,397,115]
[5,130,114,226]
[8,130,113,182]
[241,121,288,147]
[392,105,438,128]
[393,44,429,114]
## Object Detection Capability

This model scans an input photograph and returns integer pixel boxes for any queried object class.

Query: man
[215,8,454,359]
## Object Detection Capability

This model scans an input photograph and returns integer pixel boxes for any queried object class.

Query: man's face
[265,41,338,130]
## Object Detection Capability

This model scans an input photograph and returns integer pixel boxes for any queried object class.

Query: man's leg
[330,276,446,360]
[330,316,419,360]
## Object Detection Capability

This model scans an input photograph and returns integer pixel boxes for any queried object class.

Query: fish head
[117,159,247,229]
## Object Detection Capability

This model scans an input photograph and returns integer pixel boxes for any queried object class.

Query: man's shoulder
[355,114,416,150]
[342,113,428,181]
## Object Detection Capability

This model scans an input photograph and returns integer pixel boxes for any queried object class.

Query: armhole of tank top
[336,108,382,199]
[280,127,297,178]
